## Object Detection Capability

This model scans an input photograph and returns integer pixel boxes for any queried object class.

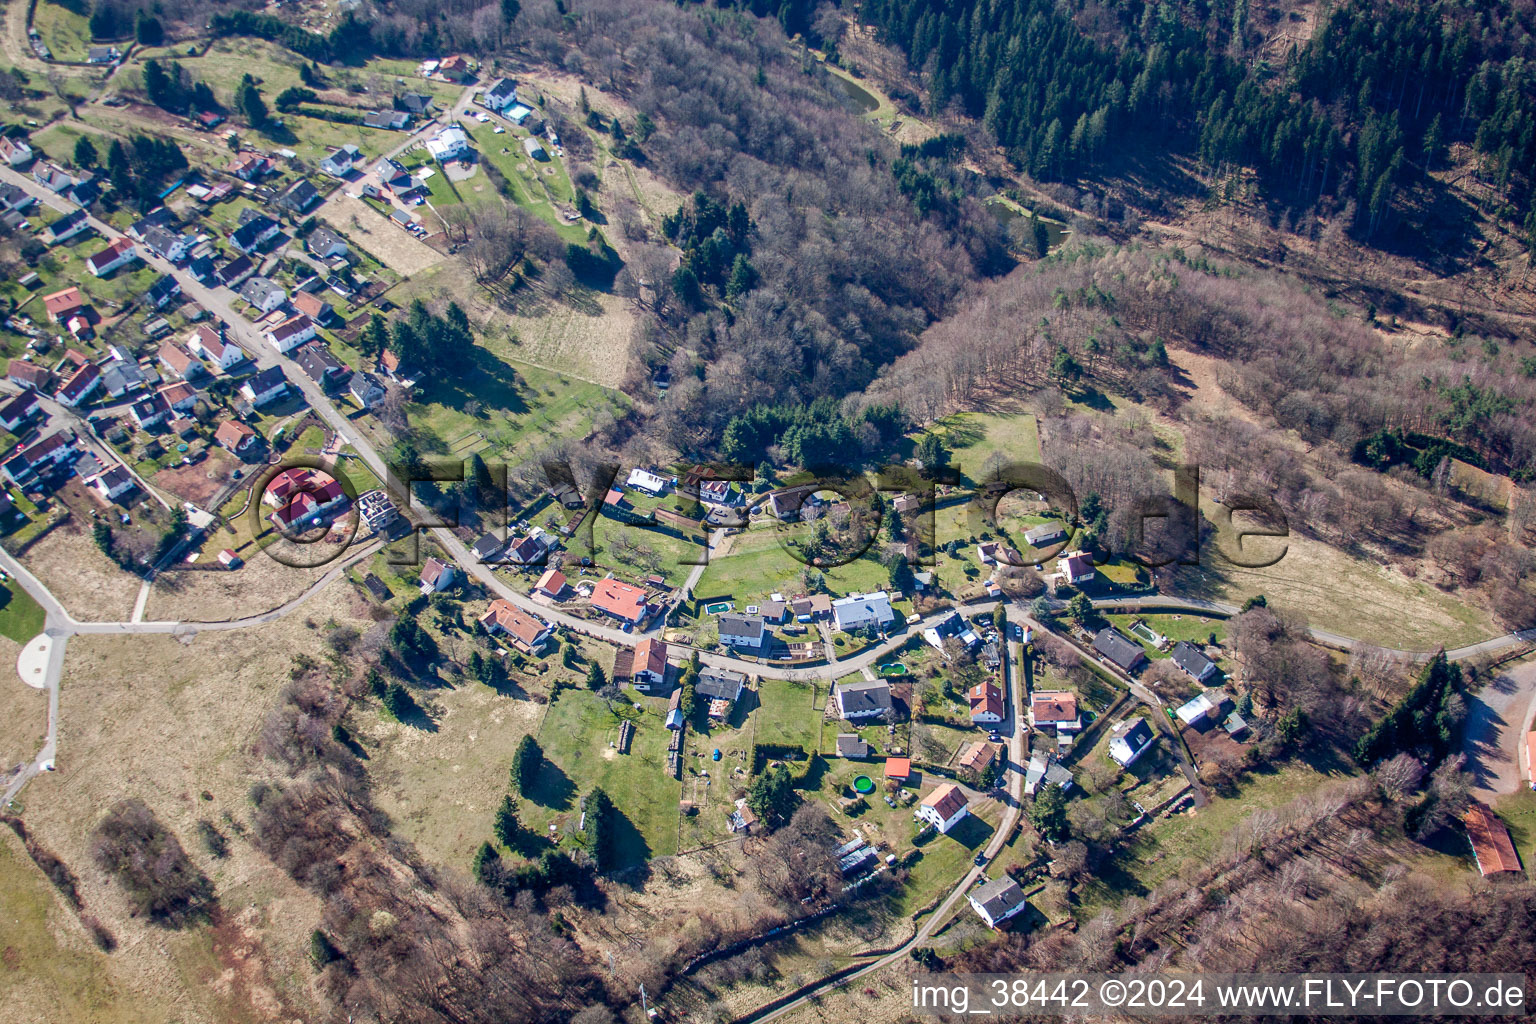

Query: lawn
[1493,788,1536,876]
[32,0,92,62]
[694,527,895,606]
[753,676,823,752]
[1104,612,1226,659]
[931,410,1043,483]
[0,580,45,641]
[529,687,681,868]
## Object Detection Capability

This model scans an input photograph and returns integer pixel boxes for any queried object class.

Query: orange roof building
[1463,803,1523,878]
[477,599,553,653]
[535,567,567,598]
[590,577,648,623]
[884,756,911,780]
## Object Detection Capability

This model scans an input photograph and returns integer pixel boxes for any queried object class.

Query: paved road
[1462,659,1536,800]
[0,543,71,806]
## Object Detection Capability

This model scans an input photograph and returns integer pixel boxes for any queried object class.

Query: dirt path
[1463,660,1536,800]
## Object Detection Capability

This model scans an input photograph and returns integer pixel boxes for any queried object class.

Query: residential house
[0,135,34,167]
[968,877,1029,929]
[477,599,553,653]
[144,274,181,309]
[128,393,171,429]
[506,103,535,126]
[534,568,567,600]
[470,533,505,562]
[1093,626,1148,674]
[789,593,832,621]
[8,362,52,391]
[923,610,980,656]
[425,126,471,162]
[348,371,385,410]
[718,612,766,651]
[265,314,317,354]
[419,557,455,594]
[44,209,90,244]
[2,430,78,484]
[140,225,194,262]
[99,360,145,398]
[884,757,911,782]
[0,392,38,432]
[306,225,350,261]
[67,177,99,207]
[230,216,280,254]
[1170,641,1219,683]
[227,152,271,181]
[86,237,138,277]
[836,734,869,759]
[0,184,34,211]
[959,741,1000,777]
[665,688,684,730]
[915,783,969,834]
[292,291,335,323]
[698,667,747,719]
[1023,754,1074,796]
[831,591,895,633]
[1029,690,1081,736]
[437,54,475,81]
[835,679,892,721]
[268,472,349,532]
[214,419,258,454]
[158,381,198,414]
[319,145,362,177]
[626,467,671,495]
[295,342,348,389]
[1463,803,1523,878]
[158,343,207,381]
[1175,689,1234,730]
[969,681,1005,724]
[504,531,549,564]
[768,484,817,521]
[362,110,412,130]
[630,638,668,690]
[1108,717,1156,768]
[482,78,518,111]
[240,276,287,314]
[758,599,787,624]
[397,92,434,115]
[33,163,75,193]
[86,464,135,502]
[1058,550,1096,585]
[217,254,256,287]
[241,366,290,407]
[55,362,102,408]
[275,179,321,215]
[187,325,244,370]
[590,577,649,624]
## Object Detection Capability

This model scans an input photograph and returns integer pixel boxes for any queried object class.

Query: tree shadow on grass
[605,806,654,880]
[528,759,577,811]
[946,812,995,852]
[412,344,529,420]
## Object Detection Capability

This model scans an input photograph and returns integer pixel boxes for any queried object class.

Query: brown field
[502,290,638,388]
[15,518,142,622]
[151,450,243,508]
[4,586,371,1024]
[316,193,445,276]
[0,636,45,775]
[141,553,336,623]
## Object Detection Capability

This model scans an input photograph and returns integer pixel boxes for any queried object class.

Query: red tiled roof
[43,287,84,318]
[1031,690,1078,723]
[1463,804,1522,876]
[591,578,647,622]
[535,568,566,596]
[921,783,968,820]
[214,419,256,449]
[884,757,911,779]
[969,681,1004,719]
[633,638,667,677]
[478,599,549,648]
[959,741,999,772]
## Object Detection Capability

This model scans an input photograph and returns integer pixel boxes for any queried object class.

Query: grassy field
[1104,612,1226,659]
[1493,788,1536,876]
[529,687,681,868]
[932,410,1043,482]
[0,580,46,641]
[31,0,92,62]
[753,676,823,752]
[694,527,894,606]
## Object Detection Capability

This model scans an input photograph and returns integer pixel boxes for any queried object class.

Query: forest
[860,0,1536,248]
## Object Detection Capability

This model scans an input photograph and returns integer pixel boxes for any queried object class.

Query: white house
[481,78,518,111]
[265,315,317,354]
[0,136,34,167]
[1108,717,1156,768]
[1058,550,1096,585]
[626,467,671,495]
[241,366,289,406]
[831,591,894,633]
[631,638,668,690]
[419,557,455,594]
[86,238,138,277]
[916,783,969,834]
[835,679,892,720]
[717,613,766,651]
[87,464,135,502]
[320,144,362,177]
[968,877,1029,928]
[187,325,244,370]
[239,276,287,314]
[426,126,471,162]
